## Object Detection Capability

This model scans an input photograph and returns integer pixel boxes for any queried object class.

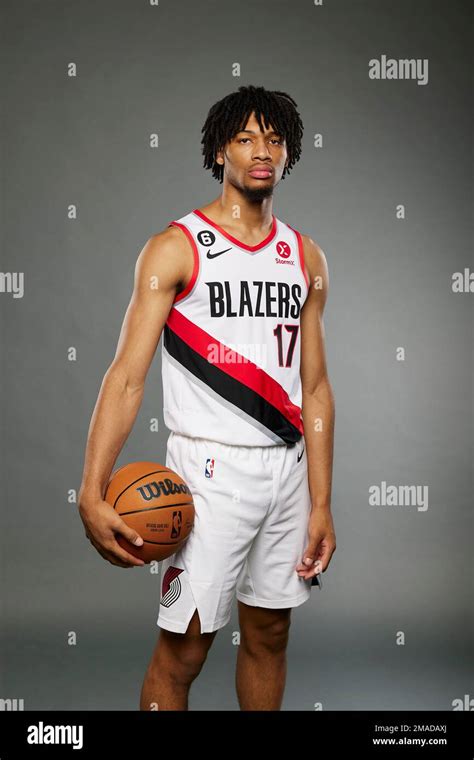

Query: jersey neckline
[192,209,277,252]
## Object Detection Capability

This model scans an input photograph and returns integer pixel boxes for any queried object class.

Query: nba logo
[205,457,215,478]
[170,510,182,538]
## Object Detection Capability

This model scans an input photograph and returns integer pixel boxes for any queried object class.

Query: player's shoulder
[134,214,195,284]
[280,217,327,278]
[301,236,327,292]
[300,233,327,272]
[142,211,196,259]
[146,219,190,252]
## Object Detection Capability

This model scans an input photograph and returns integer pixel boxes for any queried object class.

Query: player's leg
[235,601,292,710]
[140,609,218,711]
[235,440,313,710]
[147,433,269,709]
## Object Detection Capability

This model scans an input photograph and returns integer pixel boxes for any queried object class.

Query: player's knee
[241,610,291,656]
[158,612,215,683]
[158,635,209,684]
[174,644,209,683]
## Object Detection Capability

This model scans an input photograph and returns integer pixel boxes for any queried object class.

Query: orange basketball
[104,461,195,564]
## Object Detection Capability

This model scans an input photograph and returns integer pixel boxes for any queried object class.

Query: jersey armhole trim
[287,224,310,292]
[168,221,200,304]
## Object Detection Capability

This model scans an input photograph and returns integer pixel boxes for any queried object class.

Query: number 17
[273,323,299,367]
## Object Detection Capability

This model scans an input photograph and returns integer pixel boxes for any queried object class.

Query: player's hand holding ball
[78,462,194,567]
[78,495,146,569]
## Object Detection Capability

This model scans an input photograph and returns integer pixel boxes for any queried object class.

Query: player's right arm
[77,226,191,568]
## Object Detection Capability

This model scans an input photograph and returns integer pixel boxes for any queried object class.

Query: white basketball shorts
[157,431,313,634]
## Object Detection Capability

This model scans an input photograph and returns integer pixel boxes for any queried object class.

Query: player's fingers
[319,543,336,572]
[106,553,131,568]
[113,519,144,548]
[295,547,320,573]
[108,540,145,568]
[87,534,132,568]
[296,557,323,578]
[103,547,136,568]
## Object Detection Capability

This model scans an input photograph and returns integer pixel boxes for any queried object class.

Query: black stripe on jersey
[163,324,302,446]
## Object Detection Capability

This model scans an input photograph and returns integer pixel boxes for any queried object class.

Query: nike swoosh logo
[206,247,232,259]
[297,446,305,463]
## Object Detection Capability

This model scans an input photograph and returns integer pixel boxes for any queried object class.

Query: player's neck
[198,194,274,239]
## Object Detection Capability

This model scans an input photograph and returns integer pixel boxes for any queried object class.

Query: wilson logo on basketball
[137,478,192,501]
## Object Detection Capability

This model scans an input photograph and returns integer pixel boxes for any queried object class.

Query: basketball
[104,461,195,564]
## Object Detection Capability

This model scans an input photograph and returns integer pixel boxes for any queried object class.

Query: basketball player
[78,85,336,710]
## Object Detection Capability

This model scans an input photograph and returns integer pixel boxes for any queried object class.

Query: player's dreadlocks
[201,85,304,183]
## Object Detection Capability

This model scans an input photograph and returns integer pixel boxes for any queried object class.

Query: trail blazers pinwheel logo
[160,566,184,608]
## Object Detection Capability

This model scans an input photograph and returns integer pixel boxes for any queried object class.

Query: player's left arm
[296,234,336,580]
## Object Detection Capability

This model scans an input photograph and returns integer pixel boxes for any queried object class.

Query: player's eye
[237,136,283,145]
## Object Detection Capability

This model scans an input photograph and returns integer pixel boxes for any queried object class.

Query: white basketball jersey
[161,208,310,447]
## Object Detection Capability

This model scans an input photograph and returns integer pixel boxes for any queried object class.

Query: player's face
[217,112,288,201]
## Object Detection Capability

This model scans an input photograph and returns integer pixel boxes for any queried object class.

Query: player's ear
[216,151,224,165]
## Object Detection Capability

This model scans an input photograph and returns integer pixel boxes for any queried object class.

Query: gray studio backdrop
[1,0,472,710]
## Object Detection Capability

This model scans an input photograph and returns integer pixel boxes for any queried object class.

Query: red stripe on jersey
[166,307,304,433]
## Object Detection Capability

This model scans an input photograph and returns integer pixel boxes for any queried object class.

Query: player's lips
[248,167,273,178]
